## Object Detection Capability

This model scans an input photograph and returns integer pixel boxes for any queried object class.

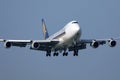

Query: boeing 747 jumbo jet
[0,19,119,56]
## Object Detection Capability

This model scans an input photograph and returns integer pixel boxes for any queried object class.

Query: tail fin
[42,19,49,39]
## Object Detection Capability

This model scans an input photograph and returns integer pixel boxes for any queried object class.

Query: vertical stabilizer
[42,19,49,39]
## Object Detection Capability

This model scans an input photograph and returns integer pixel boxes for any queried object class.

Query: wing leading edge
[69,38,117,51]
[0,39,59,51]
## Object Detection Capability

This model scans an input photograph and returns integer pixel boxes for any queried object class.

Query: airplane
[0,19,119,57]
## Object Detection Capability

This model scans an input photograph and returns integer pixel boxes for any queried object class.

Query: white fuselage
[48,21,81,51]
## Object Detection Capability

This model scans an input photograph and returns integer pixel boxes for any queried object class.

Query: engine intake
[109,40,116,47]
[31,42,40,49]
[4,41,11,48]
[90,41,99,48]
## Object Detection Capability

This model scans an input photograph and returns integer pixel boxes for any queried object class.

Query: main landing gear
[46,51,59,57]
[73,50,78,56]
[46,50,79,57]
[46,50,51,57]
[53,52,59,56]
[46,51,68,57]
[63,52,68,56]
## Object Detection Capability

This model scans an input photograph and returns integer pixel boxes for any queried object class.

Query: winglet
[42,19,49,39]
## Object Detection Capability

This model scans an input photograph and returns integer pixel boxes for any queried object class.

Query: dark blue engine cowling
[90,41,99,48]
[31,42,40,49]
[4,41,11,48]
[109,40,116,47]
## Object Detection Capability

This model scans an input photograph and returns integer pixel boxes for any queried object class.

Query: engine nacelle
[90,40,99,48]
[31,42,40,49]
[4,41,11,48]
[108,40,116,47]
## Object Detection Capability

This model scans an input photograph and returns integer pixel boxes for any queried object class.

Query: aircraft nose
[74,24,80,32]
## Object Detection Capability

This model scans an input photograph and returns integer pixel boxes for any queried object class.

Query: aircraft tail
[42,19,49,39]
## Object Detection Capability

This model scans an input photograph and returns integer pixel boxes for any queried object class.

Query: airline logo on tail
[42,19,49,39]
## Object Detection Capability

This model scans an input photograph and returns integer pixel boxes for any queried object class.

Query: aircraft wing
[0,39,59,51]
[81,37,120,47]
[80,37,120,44]
[69,37,119,51]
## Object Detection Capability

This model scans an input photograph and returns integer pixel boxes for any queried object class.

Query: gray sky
[0,0,120,80]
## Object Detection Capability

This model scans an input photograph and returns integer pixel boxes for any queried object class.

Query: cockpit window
[72,21,78,24]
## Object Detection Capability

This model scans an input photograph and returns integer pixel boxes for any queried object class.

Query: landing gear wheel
[46,50,51,57]
[63,52,65,56]
[73,50,78,56]
[63,52,68,56]
[46,53,51,57]
[73,53,78,56]
[56,53,59,56]
[53,53,59,56]
[65,52,68,56]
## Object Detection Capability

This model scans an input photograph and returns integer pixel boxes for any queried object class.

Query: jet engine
[90,40,99,48]
[4,41,11,48]
[108,40,116,47]
[31,42,40,49]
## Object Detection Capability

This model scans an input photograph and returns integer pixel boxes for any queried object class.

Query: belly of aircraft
[52,32,81,51]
